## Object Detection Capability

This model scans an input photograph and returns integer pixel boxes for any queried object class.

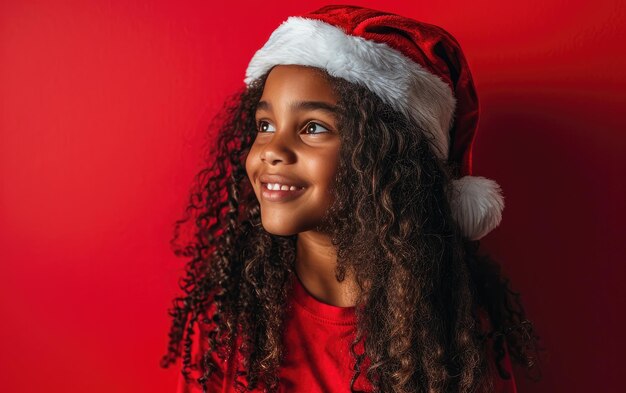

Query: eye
[257,120,276,133]
[303,122,330,135]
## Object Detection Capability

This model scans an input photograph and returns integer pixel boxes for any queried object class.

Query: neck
[295,231,359,307]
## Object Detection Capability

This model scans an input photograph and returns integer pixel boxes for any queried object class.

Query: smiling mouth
[264,182,305,191]
[261,182,307,202]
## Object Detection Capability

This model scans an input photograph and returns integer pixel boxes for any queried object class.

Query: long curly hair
[160,67,543,393]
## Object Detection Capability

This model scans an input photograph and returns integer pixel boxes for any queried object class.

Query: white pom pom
[447,176,505,240]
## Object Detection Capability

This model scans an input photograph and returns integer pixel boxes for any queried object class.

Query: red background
[1,1,624,392]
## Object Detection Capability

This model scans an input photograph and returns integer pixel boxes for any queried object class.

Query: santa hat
[244,5,504,240]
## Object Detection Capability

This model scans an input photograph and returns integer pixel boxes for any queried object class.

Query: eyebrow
[256,100,339,116]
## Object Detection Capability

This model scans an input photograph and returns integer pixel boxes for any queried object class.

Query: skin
[245,64,359,307]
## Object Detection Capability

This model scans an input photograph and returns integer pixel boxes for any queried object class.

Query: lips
[258,173,307,202]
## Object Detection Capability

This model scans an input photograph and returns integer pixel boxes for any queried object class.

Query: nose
[260,129,297,165]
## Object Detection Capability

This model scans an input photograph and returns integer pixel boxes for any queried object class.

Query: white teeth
[265,183,302,191]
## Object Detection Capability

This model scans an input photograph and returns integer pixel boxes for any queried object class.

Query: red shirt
[177,274,517,392]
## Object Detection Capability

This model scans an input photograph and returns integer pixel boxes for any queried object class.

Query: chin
[258,213,292,236]
[260,213,314,237]
[261,223,300,236]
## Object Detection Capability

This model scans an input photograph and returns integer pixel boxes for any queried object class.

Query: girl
[161,5,541,393]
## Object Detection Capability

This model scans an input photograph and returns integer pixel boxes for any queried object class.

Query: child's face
[245,65,341,236]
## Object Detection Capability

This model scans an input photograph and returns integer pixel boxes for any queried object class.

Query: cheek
[307,147,340,189]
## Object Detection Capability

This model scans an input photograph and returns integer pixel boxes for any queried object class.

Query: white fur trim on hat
[244,16,456,160]
[448,176,505,240]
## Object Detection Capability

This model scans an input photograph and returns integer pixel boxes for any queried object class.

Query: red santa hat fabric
[244,5,504,240]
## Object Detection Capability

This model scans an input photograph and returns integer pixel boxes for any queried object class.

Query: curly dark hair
[160,66,544,393]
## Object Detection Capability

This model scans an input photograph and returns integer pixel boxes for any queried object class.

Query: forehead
[259,65,338,104]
